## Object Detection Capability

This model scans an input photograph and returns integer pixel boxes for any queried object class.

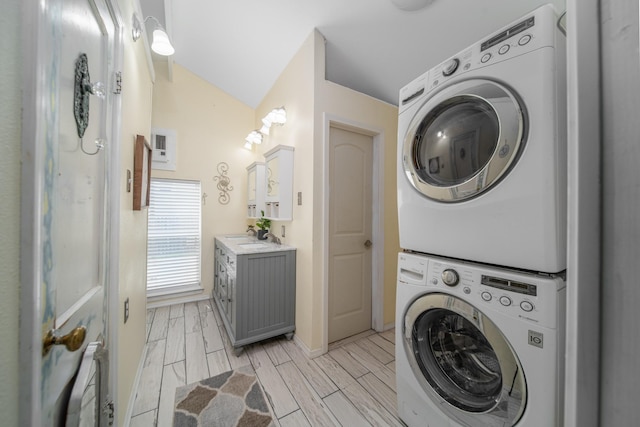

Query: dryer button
[442,58,460,77]
[499,44,510,55]
[499,296,512,306]
[463,287,471,295]
[519,34,532,46]
[431,278,438,285]
[520,301,534,312]
[481,292,492,302]
[481,53,492,63]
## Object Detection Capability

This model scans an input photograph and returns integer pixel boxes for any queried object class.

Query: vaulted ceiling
[140,0,565,108]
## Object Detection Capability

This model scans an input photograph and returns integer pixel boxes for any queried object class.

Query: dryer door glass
[403,79,525,202]
[413,96,499,187]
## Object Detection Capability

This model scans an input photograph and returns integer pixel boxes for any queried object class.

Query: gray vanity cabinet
[213,238,296,354]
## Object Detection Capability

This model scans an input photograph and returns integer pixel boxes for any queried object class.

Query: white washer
[397,4,566,273]
[396,251,565,427]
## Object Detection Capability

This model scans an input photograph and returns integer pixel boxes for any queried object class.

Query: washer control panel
[423,256,564,329]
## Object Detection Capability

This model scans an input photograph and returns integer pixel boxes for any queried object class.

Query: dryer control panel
[398,4,561,113]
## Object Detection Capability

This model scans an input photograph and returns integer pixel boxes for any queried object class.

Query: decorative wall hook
[74,53,106,155]
[213,162,233,205]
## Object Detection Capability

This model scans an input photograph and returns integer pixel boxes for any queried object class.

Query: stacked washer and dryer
[395,4,567,427]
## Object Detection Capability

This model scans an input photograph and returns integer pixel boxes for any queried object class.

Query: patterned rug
[173,365,274,427]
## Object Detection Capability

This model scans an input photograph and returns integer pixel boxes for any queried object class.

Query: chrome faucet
[246,226,257,236]
[263,232,281,245]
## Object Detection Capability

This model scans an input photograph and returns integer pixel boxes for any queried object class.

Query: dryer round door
[402,293,526,426]
[401,79,526,202]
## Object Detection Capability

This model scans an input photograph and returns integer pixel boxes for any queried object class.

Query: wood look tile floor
[130,299,400,426]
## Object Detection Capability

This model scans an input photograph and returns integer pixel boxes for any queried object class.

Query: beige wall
[0,0,22,424]
[315,51,401,335]
[255,30,400,352]
[115,0,154,424]
[254,32,317,348]
[150,63,256,302]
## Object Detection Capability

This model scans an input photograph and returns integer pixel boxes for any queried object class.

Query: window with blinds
[147,178,202,295]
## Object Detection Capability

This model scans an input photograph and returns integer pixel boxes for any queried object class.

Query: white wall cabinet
[264,145,294,220]
[246,162,265,218]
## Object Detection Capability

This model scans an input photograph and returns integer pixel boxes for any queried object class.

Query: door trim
[105,0,124,423]
[321,113,385,353]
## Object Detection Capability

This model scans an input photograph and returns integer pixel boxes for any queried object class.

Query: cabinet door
[228,276,236,333]
[263,145,294,220]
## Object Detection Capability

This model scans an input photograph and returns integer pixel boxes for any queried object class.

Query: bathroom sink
[237,242,268,249]
[225,235,251,240]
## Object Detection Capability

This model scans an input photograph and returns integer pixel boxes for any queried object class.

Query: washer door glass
[413,308,502,411]
[402,79,526,202]
[403,293,526,425]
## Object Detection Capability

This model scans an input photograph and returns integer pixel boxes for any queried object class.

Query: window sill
[146,284,203,301]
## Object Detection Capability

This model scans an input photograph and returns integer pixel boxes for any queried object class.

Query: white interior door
[21,0,117,424]
[328,126,373,343]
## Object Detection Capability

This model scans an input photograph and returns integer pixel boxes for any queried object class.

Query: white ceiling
[140,0,565,108]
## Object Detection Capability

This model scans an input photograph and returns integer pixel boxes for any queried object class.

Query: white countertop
[215,234,296,254]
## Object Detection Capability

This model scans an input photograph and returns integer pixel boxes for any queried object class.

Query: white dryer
[397,4,566,273]
[396,251,565,427]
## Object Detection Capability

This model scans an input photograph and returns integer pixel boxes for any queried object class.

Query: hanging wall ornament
[213,162,233,205]
[74,53,91,139]
[73,53,106,155]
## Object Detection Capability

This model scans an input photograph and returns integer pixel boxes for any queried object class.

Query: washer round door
[401,79,526,202]
[403,293,526,426]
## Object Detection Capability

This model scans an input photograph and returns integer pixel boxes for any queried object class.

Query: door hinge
[103,400,115,425]
[113,71,122,94]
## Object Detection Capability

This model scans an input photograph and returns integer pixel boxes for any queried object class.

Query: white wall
[0,0,22,424]
[599,0,640,423]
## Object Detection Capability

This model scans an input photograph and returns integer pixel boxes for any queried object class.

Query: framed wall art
[133,134,152,210]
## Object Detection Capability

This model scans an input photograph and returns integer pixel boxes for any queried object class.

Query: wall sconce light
[132,14,175,56]
[243,130,263,150]
[244,107,286,149]
[246,130,263,144]
[258,107,287,136]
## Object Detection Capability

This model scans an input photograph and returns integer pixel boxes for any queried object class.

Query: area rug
[173,365,274,427]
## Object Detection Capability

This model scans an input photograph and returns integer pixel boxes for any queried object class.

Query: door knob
[43,326,87,356]
[364,239,372,248]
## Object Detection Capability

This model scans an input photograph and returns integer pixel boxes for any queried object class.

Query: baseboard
[122,343,148,427]
[293,334,325,359]
[382,321,396,331]
[146,292,211,309]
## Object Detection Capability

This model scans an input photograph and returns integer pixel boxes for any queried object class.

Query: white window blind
[147,178,202,294]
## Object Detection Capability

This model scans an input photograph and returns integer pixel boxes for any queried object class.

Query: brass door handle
[364,239,372,248]
[43,326,86,356]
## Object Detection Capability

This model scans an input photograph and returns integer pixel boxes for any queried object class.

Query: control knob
[442,58,460,77]
[441,269,459,286]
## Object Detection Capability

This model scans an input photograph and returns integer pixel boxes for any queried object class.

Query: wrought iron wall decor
[73,53,106,155]
[267,167,276,195]
[213,162,233,205]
